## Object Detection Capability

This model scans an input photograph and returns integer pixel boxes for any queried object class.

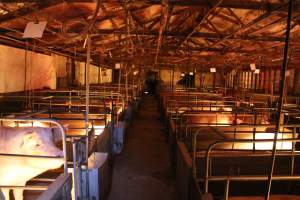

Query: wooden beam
[91,29,287,42]
[0,0,62,25]
[177,0,224,49]
[154,0,169,64]
[100,3,119,29]
[205,2,289,49]
[0,0,288,11]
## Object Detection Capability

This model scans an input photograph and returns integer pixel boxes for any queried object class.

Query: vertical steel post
[224,179,230,200]
[98,66,101,84]
[173,69,175,91]
[84,34,91,200]
[85,34,91,162]
[125,68,128,102]
[265,1,294,199]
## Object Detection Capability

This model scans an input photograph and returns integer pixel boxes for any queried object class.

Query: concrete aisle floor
[108,95,177,200]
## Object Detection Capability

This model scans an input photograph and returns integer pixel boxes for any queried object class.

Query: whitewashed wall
[0,45,113,93]
[53,54,68,78]
[0,45,58,93]
[75,61,112,85]
[101,68,112,83]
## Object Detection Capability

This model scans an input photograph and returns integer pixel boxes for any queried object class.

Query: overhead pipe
[265,0,294,199]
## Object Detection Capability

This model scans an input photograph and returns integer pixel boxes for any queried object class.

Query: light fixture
[250,63,256,71]
[132,64,135,69]
[115,63,121,69]
[181,72,185,77]
[210,68,216,73]
[254,69,260,74]
[189,72,194,75]
[133,70,139,75]
[23,21,47,38]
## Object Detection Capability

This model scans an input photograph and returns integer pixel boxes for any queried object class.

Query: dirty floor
[108,95,177,200]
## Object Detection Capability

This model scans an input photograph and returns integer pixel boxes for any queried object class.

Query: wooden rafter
[177,0,224,49]
[88,29,291,42]
[154,0,169,64]
[1,0,292,12]
[100,3,119,29]
[0,0,62,25]
[205,2,290,50]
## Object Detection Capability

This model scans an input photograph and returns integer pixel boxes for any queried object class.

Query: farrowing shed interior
[0,0,300,200]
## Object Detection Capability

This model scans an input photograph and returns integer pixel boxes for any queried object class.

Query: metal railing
[191,124,300,200]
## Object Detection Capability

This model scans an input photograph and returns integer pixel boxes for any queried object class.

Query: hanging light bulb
[210,68,216,73]
[250,63,256,71]
[115,63,121,69]
[133,70,139,75]
[181,72,185,77]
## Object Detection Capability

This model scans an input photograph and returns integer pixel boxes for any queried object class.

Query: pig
[189,114,236,126]
[0,127,64,200]
[189,112,270,126]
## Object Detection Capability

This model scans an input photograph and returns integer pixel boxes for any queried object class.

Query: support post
[171,69,174,92]
[85,34,91,161]
[84,34,91,200]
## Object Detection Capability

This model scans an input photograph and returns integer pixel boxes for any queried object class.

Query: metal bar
[202,137,300,194]
[192,130,198,178]
[85,34,91,162]
[291,127,296,175]
[265,1,294,199]
[30,178,56,182]
[72,139,80,200]
[184,123,300,129]
[205,175,300,182]
[0,185,47,190]
[0,153,64,159]
[84,34,91,200]
[195,151,300,158]
[171,69,174,92]
[224,179,229,200]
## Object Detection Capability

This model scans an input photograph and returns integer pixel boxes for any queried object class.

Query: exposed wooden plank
[0,0,287,11]
[205,2,290,49]
[154,0,169,64]
[0,0,62,25]
[100,3,119,29]
[177,0,224,49]
[90,29,287,42]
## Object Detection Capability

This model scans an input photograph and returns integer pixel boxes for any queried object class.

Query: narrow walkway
[108,95,177,200]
